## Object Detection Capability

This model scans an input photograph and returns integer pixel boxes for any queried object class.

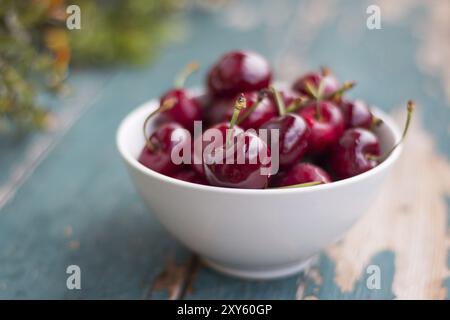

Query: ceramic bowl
[116,98,401,279]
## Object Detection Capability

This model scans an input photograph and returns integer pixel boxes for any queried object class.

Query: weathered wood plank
[1,0,449,299]
[287,1,450,299]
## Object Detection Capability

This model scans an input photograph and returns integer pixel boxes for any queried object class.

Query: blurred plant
[0,0,180,134]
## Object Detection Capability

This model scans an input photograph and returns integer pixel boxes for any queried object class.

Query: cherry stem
[277,181,323,189]
[174,62,200,88]
[315,78,327,120]
[142,98,177,151]
[371,116,383,130]
[286,81,356,113]
[304,80,318,99]
[286,96,309,113]
[367,100,415,162]
[321,66,331,76]
[226,93,246,148]
[270,86,286,116]
[329,81,355,102]
[236,90,267,125]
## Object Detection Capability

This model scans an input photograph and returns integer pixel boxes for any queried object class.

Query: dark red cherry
[171,170,207,185]
[203,132,271,189]
[339,99,374,129]
[203,94,272,189]
[159,63,202,132]
[159,89,202,132]
[278,163,331,187]
[299,101,345,155]
[207,50,272,97]
[260,87,310,169]
[203,96,232,126]
[204,95,233,126]
[292,68,339,99]
[260,114,309,169]
[328,128,380,179]
[138,122,190,176]
[329,100,415,179]
[223,91,277,130]
[192,122,244,176]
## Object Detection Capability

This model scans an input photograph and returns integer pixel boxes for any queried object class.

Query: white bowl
[117,99,402,280]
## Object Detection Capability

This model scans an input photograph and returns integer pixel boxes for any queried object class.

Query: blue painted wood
[0,0,449,299]
[184,266,301,300]
[0,1,294,299]
[301,251,396,300]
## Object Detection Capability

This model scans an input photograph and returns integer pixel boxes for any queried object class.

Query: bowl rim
[116,98,402,195]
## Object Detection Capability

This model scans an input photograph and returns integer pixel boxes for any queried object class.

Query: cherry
[204,96,233,126]
[329,100,415,179]
[138,99,191,175]
[207,50,272,97]
[298,100,345,155]
[171,170,207,185]
[260,87,310,169]
[192,122,244,176]
[203,95,272,189]
[279,163,331,187]
[159,63,202,132]
[292,67,339,99]
[138,122,190,176]
[339,99,380,129]
[214,91,277,130]
[328,128,380,179]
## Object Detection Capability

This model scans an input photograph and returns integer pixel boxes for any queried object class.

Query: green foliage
[0,0,179,133]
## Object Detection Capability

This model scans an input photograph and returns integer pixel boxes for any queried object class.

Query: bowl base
[201,256,316,280]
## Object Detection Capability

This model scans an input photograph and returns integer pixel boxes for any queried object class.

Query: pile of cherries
[138,50,414,189]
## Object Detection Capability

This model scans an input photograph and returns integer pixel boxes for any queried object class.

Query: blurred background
[0,0,449,299]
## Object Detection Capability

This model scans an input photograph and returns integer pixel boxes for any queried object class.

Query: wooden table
[1,0,449,299]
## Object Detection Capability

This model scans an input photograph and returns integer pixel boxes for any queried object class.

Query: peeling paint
[327,113,450,299]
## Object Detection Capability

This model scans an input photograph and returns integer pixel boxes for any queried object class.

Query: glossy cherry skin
[299,101,345,155]
[260,114,310,169]
[328,128,381,179]
[171,170,207,185]
[207,50,272,97]
[138,123,190,175]
[159,88,202,132]
[278,163,331,187]
[292,71,339,98]
[339,99,373,129]
[192,122,244,176]
[204,95,231,126]
[203,132,271,189]
[208,91,277,130]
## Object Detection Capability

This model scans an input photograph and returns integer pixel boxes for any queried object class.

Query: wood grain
[321,112,450,299]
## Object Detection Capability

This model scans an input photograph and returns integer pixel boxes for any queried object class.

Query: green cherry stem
[367,100,415,162]
[277,181,323,189]
[142,97,177,151]
[304,80,319,99]
[315,78,327,121]
[286,81,356,113]
[286,96,309,113]
[321,66,331,76]
[226,93,246,148]
[329,81,355,102]
[370,116,383,130]
[269,86,286,116]
[174,62,200,88]
[236,90,267,125]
